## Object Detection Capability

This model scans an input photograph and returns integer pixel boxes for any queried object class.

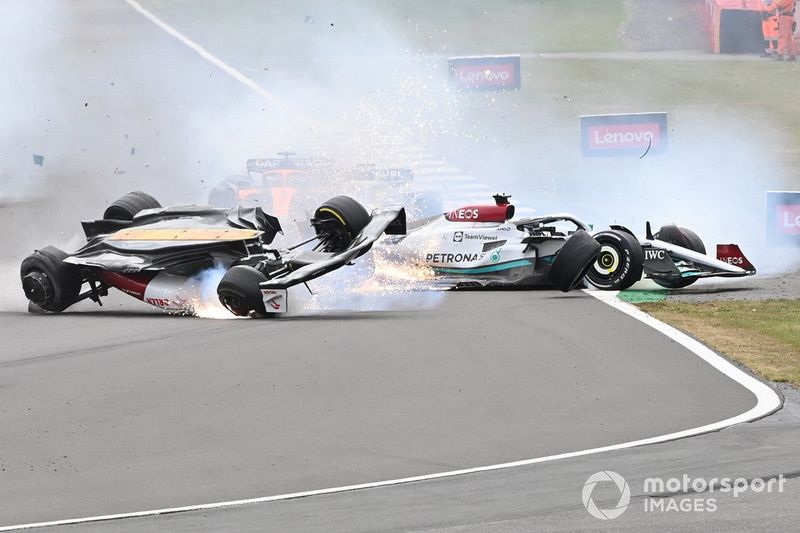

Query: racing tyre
[653,225,706,289]
[313,196,370,252]
[548,230,602,292]
[103,191,161,221]
[585,230,645,290]
[20,246,83,312]
[217,265,272,318]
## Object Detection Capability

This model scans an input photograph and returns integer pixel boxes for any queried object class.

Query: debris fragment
[32,154,44,166]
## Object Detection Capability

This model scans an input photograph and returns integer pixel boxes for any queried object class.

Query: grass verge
[638,300,800,387]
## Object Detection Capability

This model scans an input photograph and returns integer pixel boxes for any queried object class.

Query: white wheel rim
[594,245,620,276]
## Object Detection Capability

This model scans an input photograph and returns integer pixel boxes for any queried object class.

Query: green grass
[383,0,627,54]
[639,300,800,386]
[151,0,627,55]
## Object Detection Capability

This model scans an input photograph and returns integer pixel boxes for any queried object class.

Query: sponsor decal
[580,113,668,157]
[448,55,521,91]
[766,191,800,245]
[145,297,170,308]
[716,244,755,272]
[588,123,659,149]
[448,208,480,221]
[644,249,667,260]
[490,249,501,263]
[261,288,288,313]
[777,204,800,235]
[426,253,480,263]
[453,231,464,242]
[464,233,498,241]
[445,204,512,223]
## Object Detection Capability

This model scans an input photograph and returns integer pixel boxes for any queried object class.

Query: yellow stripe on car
[109,228,262,241]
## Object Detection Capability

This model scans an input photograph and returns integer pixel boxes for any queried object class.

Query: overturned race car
[374,194,756,292]
[20,191,405,317]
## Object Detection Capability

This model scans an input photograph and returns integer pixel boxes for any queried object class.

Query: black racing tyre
[217,265,272,317]
[548,230,602,292]
[653,225,706,289]
[103,191,161,221]
[585,230,645,290]
[313,195,370,252]
[20,246,83,312]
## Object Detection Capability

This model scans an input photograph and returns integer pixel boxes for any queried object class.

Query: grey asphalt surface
[663,271,800,302]
[0,290,758,527]
[58,387,800,533]
[1,1,798,531]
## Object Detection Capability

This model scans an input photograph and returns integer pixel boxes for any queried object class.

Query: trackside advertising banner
[766,191,800,245]
[580,113,668,157]
[448,55,521,91]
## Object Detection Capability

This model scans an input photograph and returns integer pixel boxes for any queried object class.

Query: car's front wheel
[313,196,370,252]
[652,225,706,289]
[548,230,602,292]
[585,230,644,290]
[217,265,275,318]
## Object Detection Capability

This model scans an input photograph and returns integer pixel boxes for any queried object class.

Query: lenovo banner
[448,55,521,91]
[580,113,668,157]
[767,191,800,245]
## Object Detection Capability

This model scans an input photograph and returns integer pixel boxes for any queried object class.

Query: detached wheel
[653,225,706,289]
[313,196,370,252]
[585,230,645,290]
[103,191,161,221]
[20,246,82,312]
[217,265,272,317]
[548,230,602,292]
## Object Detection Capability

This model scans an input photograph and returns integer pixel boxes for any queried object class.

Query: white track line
[122,0,312,126]
[1,291,781,531]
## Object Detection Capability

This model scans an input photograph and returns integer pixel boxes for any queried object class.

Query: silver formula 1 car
[374,194,755,292]
[20,191,405,317]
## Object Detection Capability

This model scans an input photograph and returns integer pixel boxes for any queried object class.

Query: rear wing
[246,157,333,173]
[260,207,406,289]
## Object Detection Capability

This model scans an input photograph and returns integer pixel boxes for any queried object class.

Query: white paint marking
[0,291,781,531]
[122,0,312,126]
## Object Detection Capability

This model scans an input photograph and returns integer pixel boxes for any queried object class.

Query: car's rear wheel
[20,246,83,312]
[653,225,706,289]
[548,230,602,292]
[313,196,370,252]
[217,265,274,318]
[585,230,645,290]
[103,191,161,221]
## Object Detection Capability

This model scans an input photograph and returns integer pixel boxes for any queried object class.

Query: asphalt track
[0,290,767,528]
[1,1,799,531]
